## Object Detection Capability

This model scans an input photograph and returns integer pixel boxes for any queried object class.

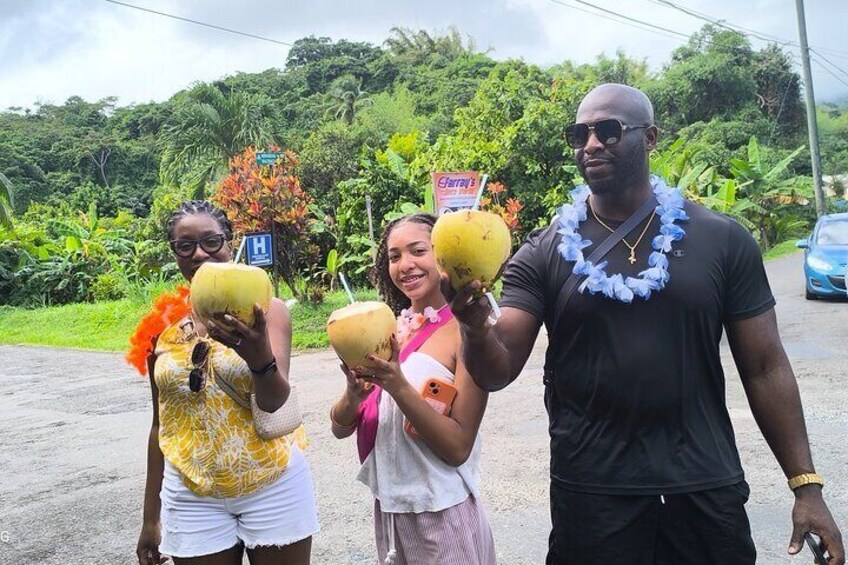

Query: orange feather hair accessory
[126,285,191,376]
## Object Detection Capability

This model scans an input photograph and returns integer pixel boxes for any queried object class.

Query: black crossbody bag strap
[542,194,658,385]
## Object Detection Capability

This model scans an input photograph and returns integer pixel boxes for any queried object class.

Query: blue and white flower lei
[556,175,689,303]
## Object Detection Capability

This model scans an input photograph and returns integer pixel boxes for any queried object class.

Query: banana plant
[730,137,807,248]
[49,202,131,260]
[651,139,720,201]
[730,137,806,205]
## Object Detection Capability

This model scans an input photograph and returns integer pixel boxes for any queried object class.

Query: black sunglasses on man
[565,118,651,149]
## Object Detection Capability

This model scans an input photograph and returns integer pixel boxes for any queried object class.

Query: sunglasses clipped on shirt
[189,340,211,393]
[169,233,231,258]
[565,118,651,149]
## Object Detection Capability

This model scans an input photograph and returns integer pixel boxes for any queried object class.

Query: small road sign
[256,152,282,166]
[245,232,273,267]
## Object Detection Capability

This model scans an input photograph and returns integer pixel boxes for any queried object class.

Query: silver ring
[235,338,242,347]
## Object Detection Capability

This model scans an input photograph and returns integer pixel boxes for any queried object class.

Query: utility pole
[795,0,826,217]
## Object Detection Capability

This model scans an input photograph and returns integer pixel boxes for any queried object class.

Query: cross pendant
[628,251,637,265]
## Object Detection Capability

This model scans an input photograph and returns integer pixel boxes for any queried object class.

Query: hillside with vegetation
[1,25,846,318]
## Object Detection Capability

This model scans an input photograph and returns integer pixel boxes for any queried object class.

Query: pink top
[355,305,454,463]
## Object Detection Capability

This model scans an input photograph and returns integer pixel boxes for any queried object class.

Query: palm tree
[385,27,478,64]
[322,75,373,125]
[160,83,273,198]
[0,171,14,229]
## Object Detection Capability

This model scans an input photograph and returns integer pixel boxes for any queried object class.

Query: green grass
[764,239,803,261]
[0,300,151,351]
[288,289,379,349]
[0,241,801,353]
[0,289,379,353]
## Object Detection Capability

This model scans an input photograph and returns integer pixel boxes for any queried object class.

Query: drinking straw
[365,194,375,246]
[233,237,247,263]
[471,174,489,211]
[339,272,356,304]
[485,291,502,325]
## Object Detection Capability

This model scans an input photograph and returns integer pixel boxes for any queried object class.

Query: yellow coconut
[327,301,395,371]
[431,210,511,291]
[191,262,272,328]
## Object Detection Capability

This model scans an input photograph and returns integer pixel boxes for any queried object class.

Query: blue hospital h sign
[245,232,273,267]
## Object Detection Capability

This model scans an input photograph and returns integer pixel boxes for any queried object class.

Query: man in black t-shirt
[447,84,843,564]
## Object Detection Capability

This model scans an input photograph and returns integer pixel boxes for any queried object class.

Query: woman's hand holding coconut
[353,336,411,397]
[206,303,275,373]
[326,299,397,437]
[339,363,373,403]
[189,259,295,413]
[330,362,370,438]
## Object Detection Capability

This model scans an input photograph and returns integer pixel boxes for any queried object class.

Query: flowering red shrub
[479,181,524,232]
[213,146,320,299]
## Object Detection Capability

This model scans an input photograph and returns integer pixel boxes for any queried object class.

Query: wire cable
[103,0,848,97]
[811,49,848,82]
[648,0,848,60]
[811,46,848,61]
[102,0,294,47]
[648,0,795,46]
[546,0,689,41]
[811,57,848,90]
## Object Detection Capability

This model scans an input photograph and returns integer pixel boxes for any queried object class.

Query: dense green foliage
[0,25,844,312]
[818,103,848,186]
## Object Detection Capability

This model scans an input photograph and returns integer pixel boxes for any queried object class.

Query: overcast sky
[1,0,847,111]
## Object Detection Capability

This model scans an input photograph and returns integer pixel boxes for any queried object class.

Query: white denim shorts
[159,447,320,558]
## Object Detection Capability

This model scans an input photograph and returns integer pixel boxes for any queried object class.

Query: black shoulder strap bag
[542,194,658,387]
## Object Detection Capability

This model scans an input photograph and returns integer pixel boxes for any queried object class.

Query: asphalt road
[0,251,845,564]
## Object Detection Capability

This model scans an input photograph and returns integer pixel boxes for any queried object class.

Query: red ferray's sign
[431,172,480,215]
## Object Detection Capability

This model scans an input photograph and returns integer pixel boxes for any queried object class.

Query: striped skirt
[374,495,497,564]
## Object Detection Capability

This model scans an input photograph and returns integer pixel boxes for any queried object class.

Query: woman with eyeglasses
[135,200,318,565]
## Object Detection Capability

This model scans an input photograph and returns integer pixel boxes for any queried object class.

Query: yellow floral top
[154,318,308,498]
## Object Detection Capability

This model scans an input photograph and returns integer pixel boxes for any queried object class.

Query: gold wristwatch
[787,473,824,491]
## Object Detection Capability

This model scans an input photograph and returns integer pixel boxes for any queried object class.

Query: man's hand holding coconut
[431,210,512,335]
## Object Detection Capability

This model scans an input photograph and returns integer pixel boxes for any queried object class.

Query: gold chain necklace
[589,198,657,265]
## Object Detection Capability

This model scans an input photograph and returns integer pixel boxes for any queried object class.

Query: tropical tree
[159,83,274,198]
[80,129,116,189]
[729,137,807,249]
[385,27,478,64]
[322,75,373,125]
[647,26,758,132]
[284,36,386,94]
[650,137,811,249]
[298,121,380,212]
[48,202,133,261]
[552,50,650,87]
[335,133,431,282]
[818,103,848,175]
[0,170,14,229]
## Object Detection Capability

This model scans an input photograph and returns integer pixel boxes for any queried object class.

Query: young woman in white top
[329,213,496,565]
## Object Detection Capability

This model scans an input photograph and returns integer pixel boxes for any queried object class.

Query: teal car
[796,212,848,299]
